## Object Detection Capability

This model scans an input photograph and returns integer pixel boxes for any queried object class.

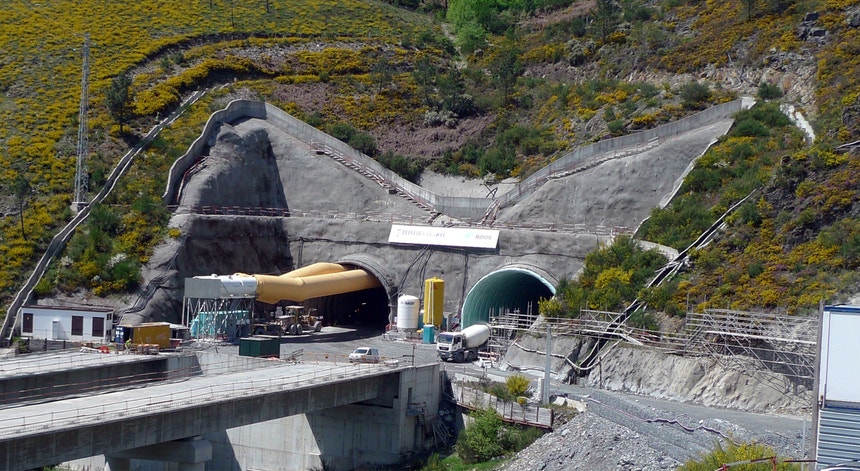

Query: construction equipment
[116,322,171,349]
[437,323,491,362]
[278,305,323,335]
[251,305,323,336]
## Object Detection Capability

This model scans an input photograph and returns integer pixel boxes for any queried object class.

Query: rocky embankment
[494,334,811,470]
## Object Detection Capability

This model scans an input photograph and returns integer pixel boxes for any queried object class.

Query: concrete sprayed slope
[495,120,735,230]
[179,118,430,217]
[127,214,603,325]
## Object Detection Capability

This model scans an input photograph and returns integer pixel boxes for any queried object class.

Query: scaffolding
[486,305,540,360]
[183,296,254,342]
[535,308,818,381]
[684,309,817,380]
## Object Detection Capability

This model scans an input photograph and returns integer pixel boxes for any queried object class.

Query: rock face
[586,345,810,414]
[506,334,810,415]
[499,337,810,470]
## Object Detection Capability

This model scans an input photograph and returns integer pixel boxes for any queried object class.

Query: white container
[396,295,420,331]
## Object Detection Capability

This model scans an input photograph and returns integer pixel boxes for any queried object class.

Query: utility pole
[73,33,90,212]
[542,323,552,404]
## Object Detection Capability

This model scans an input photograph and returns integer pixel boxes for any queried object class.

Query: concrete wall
[203,363,440,471]
[193,350,292,376]
[0,354,177,406]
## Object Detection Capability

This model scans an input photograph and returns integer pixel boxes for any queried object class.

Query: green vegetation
[505,374,530,398]
[678,440,800,470]
[2,0,860,321]
[539,236,666,316]
[0,0,440,305]
[455,408,544,465]
[422,452,507,471]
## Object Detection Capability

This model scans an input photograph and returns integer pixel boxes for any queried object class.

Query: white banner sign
[388,224,499,249]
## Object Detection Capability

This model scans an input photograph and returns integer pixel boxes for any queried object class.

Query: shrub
[677,440,800,471]
[488,382,515,401]
[506,374,531,398]
[348,131,378,157]
[757,82,783,100]
[680,82,711,109]
[732,118,770,137]
[456,408,505,464]
[376,150,424,183]
[327,122,358,143]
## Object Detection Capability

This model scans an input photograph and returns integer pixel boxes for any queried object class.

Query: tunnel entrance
[460,267,556,328]
[304,287,389,329]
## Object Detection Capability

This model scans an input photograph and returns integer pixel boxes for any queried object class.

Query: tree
[11,173,32,241]
[106,73,133,135]
[456,408,505,464]
[490,36,523,106]
[413,56,437,108]
[439,69,475,117]
[593,0,620,43]
[744,0,756,21]
[370,56,394,94]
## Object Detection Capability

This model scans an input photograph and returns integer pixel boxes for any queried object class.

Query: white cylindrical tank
[396,295,420,331]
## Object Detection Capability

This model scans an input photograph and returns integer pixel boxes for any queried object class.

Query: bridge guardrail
[0,362,399,438]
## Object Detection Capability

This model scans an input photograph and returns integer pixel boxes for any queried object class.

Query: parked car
[348,347,380,364]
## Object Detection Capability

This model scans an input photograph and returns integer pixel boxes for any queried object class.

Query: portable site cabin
[115,322,172,349]
[18,305,114,342]
[813,304,860,468]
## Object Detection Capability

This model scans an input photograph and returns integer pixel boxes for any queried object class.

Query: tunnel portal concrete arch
[300,254,396,328]
[460,265,557,328]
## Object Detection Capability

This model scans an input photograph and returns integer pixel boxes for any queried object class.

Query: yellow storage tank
[423,277,445,328]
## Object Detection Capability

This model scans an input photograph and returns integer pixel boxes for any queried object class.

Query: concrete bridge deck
[0,356,408,470]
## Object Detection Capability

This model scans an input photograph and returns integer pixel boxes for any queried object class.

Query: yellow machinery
[423,277,444,328]
[118,322,171,349]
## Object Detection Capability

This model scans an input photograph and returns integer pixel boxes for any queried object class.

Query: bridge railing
[0,362,399,438]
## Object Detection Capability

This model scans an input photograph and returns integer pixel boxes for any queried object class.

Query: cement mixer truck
[437,323,491,362]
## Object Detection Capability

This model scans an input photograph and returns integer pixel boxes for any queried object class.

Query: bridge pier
[104,456,129,471]
[105,436,211,471]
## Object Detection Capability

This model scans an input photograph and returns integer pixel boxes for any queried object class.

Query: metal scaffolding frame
[684,309,817,380]
[182,296,255,342]
[521,308,818,381]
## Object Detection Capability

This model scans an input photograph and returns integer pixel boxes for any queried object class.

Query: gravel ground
[492,385,809,471]
[252,327,810,470]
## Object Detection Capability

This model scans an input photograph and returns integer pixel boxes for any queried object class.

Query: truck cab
[436,332,463,361]
[437,323,491,362]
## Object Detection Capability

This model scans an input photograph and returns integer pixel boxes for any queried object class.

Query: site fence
[492,308,818,381]
[448,377,553,429]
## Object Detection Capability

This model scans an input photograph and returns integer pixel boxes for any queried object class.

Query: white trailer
[18,305,114,342]
[813,304,860,468]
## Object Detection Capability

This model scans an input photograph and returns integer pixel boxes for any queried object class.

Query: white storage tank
[396,295,420,331]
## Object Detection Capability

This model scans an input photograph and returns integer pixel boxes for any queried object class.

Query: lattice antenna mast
[74,33,90,210]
